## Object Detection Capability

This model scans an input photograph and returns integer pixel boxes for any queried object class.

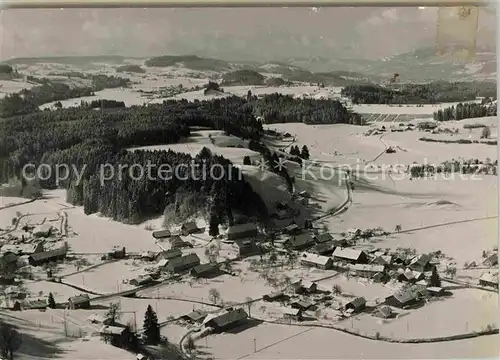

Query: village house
[483,253,498,268]
[408,254,433,272]
[314,233,333,243]
[282,307,303,321]
[479,272,498,289]
[99,325,135,348]
[372,272,390,283]
[129,275,154,287]
[28,247,67,266]
[332,248,368,264]
[152,229,172,240]
[204,308,248,332]
[234,239,261,258]
[166,253,201,273]
[313,241,336,256]
[427,287,446,297]
[393,255,408,267]
[12,299,47,311]
[345,297,366,313]
[140,251,157,261]
[263,291,289,302]
[396,269,424,283]
[371,255,392,266]
[352,264,385,278]
[1,242,44,256]
[300,252,333,270]
[33,224,53,238]
[286,232,315,250]
[190,263,221,278]
[290,300,313,311]
[181,222,202,236]
[155,249,182,262]
[385,290,419,309]
[373,305,393,319]
[170,236,194,250]
[181,310,207,324]
[68,294,91,310]
[226,223,258,240]
[282,224,300,235]
[107,246,126,259]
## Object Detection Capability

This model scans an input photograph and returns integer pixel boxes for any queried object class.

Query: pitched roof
[206,308,248,328]
[289,233,314,248]
[68,294,90,304]
[376,305,392,318]
[333,248,365,261]
[167,253,200,269]
[353,264,385,273]
[479,272,498,283]
[183,310,207,322]
[282,307,301,316]
[99,325,127,335]
[483,253,498,266]
[156,249,182,260]
[409,254,432,268]
[387,290,416,304]
[315,233,333,243]
[152,229,171,239]
[28,247,67,262]
[227,223,258,236]
[300,252,332,266]
[191,263,218,275]
[182,222,199,231]
[346,297,366,309]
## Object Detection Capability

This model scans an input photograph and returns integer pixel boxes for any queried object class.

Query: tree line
[433,101,497,121]
[341,81,497,105]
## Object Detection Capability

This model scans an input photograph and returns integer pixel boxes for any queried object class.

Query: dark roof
[191,263,218,276]
[284,224,300,232]
[29,248,67,262]
[182,310,207,322]
[152,229,171,239]
[69,294,90,304]
[314,241,336,254]
[182,222,199,231]
[410,254,432,268]
[346,297,366,309]
[156,249,182,260]
[227,223,258,236]
[263,291,284,300]
[167,253,200,269]
[376,306,392,318]
[207,308,248,328]
[289,233,314,248]
[387,290,416,304]
[171,237,193,248]
[290,300,312,310]
[315,233,333,243]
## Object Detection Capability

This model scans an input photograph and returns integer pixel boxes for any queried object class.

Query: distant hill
[281,69,372,86]
[5,55,126,65]
[221,69,265,86]
[145,55,232,71]
[116,64,146,73]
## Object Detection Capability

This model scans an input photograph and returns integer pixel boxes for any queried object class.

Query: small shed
[282,307,302,321]
[181,310,207,323]
[181,222,201,236]
[345,297,366,313]
[190,263,221,278]
[68,294,91,310]
[152,229,172,239]
[373,305,393,319]
[227,223,258,240]
[99,325,134,346]
[107,246,126,259]
[204,308,248,332]
[263,291,288,302]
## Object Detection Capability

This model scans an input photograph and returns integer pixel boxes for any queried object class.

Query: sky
[0,7,496,61]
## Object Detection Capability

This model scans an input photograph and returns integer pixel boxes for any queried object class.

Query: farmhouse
[99,325,135,347]
[166,253,201,273]
[170,236,194,250]
[263,291,288,302]
[483,253,498,267]
[371,255,392,266]
[287,233,315,250]
[427,287,446,297]
[478,272,498,289]
[152,229,172,239]
[13,299,47,311]
[204,308,248,332]
[33,224,53,238]
[156,249,182,261]
[282,307,303,321]
[300,252,333,270]
[373,305,393,319]
[283,224,300,234]
[385,290,419,309]
[290,300,313,311]
[181,222,202,236]
[181,310,207,323]
[314,233,333,243]
[234,239,261,258]
[227,223,258,240]
[345,297,366,313]
[190,263,221,278]
[408,254,433,272]
[313,241,336,256]
[28,247,67,266]
[1,242,44,255]
[68,294,91,309]
[332,248,368,264]
[352,264,385,278]
[129,275,154,286]
[397,269,424,283]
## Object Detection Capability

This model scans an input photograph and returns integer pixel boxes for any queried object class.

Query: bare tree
[332,284,342,295]
[105,302,122,326]
[0,320,22,360]
[186,336,196,354]
[394,224,402,233]
[244,297,254,317]
[208,288,221,304]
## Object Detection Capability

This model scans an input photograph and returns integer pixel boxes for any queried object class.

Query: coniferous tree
[243,156,251,165]
[47,292,56,309]
[429,266,441,287]
[209,213,220,237]
[300,145,310,160]
[143,305,161,345]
